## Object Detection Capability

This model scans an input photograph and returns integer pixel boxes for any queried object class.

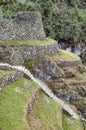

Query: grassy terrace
[0,76,84,130]
[33,92,63,130]
[0,39,57,47]
[0,77,39,130]
[29,92,84,130]
[63,114,83,130]
[47,49,80,62]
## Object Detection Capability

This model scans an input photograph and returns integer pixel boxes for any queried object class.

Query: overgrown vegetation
[0,0,86,43]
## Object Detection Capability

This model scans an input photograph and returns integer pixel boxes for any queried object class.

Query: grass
[30,92,84,130]
[0,77,84,130]
[0,39,57,47]
[34,92,63,130]
[0,70,16,79]
[63,114,84,130]
[76,73,86,80]
[48,49,80,62]
[0,77,39,130]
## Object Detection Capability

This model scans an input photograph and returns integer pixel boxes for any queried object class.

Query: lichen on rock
[0,11,46,40]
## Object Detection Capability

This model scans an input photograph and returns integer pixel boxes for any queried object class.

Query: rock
[48,71,86,119]
[24,81,31,88]
[44,97,50,105]
[58,41,86,56]
[82,49,86,64]
[15,87,23,94]
[14,11,38,21]
[34,59,63,81]
[0,11,46,40]
[0,87,2,91]
[65,71,75,78]
[0,71,23,89]
[0,8,3,20]
[0,43,59,65]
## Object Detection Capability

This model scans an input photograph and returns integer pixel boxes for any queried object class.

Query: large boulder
[0,11,46,40]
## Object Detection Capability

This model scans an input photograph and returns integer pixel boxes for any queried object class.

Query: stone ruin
[0,8,46,40]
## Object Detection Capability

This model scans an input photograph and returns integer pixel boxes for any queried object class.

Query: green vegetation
[1,0,86,43]
[47,49,80,61]
[33,92,63,130]
[29,92,84,130]
[0,74,85,130]
[0,39,57,47]
[63,114,83,130]
[0,70,16,78]
[77,73,86,80]
[0,77,39,130]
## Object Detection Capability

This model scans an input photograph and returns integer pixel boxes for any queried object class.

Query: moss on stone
[0,69,15,79]
[0,39,57,47]
[48,49,81,62]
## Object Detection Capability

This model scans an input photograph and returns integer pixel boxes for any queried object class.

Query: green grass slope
[0,77,39,130]
[34,92,63,130]
[0,77,84,130]
[28,92,84,130]
[63,114,84,130]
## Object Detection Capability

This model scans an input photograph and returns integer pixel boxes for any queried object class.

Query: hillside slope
[0,76,84,130]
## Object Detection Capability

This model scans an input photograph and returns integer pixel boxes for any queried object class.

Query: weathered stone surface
[0,8,3,20]
[34,59,63,81]
[48,68,86,119]
[0,71,23,89]
[0,11,46,40]
[0,43,59,65]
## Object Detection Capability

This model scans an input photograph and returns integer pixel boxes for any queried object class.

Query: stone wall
[0,71,23,90]
[0,11,46,40]
[26,88,41,121]
[0,43,59,65]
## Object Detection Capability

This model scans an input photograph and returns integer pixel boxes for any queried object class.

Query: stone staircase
[0,66,85,130]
